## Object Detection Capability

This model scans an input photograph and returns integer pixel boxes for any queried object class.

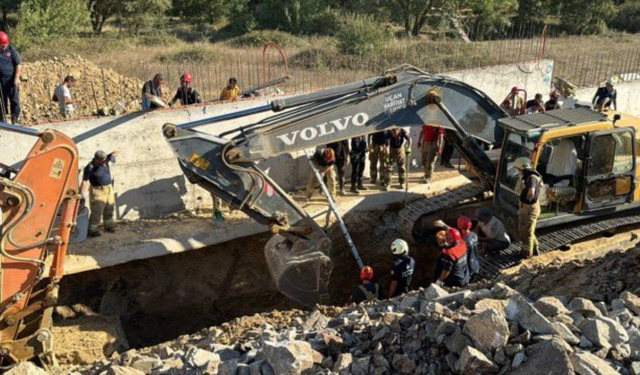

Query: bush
[255,0,336,35]
[559,0,616,35]
[610,0,640,33]
[228,29,309,48]
[336,14,390,56]
[158,45,221,63]
[136,32,182,47]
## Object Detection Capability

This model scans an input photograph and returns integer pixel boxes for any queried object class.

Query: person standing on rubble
[0,31,21,124]
[388,238,415,298]
[352,266,385,304]
[141,74,165,110]
[305,148,337,200]
[385,128,411,190]
[418,124,444,183]
[349,135,367,194]
[434,228,470,287]
[475,208,511,253]
[514,157,542,258]
[53,75,77,119]
[368,131,389,187]
[168,73,202,107]
[328,139,349,196]
[220,77,241,101]
[81,150,120,237]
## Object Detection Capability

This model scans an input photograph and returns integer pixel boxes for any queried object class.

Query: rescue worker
[515,157,542,258]
[527,100,544,114]
[0,31,21,124]
[220,77,241,101]
[81,150,120,237]
[458,216,480,279]
[306,148,336,200]
[545,91,561,111]
[526,93,545,113]
[418,124,444,183]
[328,140,349,196]
[505,86,525,116]
[349,135,367,194]
[168,72,202,106]
[141,74,164,110]
[385,128,411,190]
[352,266,385,304]
[475,207,511,253]
[388,238,415,298]
[53,75,77,119]
[434,228,470,287]
[368,131,389,186]
[592,79,617,112]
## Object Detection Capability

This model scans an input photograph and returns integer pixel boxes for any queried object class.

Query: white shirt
[478,217,511,243]
[54,84,74,114]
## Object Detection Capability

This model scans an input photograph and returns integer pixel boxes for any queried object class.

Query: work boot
[357,183,367,191]
[88,229,102,238]
[370,177,377,184]
[350,186,360,195]
[105,226,116,233]
[339,187,346,196]
[442,162,455,169]
[214,209,225,222]
[381,184,389,192]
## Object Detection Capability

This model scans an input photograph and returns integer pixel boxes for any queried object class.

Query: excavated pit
[57,208,443,350]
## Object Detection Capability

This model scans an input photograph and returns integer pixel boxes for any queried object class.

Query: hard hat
[436,230,447,240]
[181,73,193,83]
[511,86,520,94]
[323,148,335,163]
[360,266,374,281]
[514,157,532,170]
[0,32,8,46]
[457,216,472,230]
[390,238,409,255]
[446,228,462,244]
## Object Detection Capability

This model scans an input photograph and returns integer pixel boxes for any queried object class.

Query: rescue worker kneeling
[352,266,386,304]
[434,228,470,287]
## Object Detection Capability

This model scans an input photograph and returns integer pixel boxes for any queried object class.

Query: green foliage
[610,0,640,33]
[171,0,230,25]
[560,0,617,34]
[14,0,90,51]
[136,31,181,46]
[228,0,257,34]
[120,0,171,35]
[254,0,339,35]
[336,13,389,56]
[158,44,221,62]
[229,29,309,48]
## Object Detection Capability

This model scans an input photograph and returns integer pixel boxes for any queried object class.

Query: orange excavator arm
[0,123,80,369]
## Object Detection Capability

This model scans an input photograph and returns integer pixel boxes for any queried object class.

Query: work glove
[406,148,412,155]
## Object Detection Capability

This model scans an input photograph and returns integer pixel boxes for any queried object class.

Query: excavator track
[479,207,640,279]
[397,182,487,241]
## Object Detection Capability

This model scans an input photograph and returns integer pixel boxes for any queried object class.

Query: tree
[386,0,457,37]
[171,0,230,25]
[14,0,90,48]
[119,0,170,35]
[560,0,616,34]
[88,0,121,34]
[0,0,21,31]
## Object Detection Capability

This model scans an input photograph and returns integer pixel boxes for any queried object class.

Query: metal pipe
[304,149,364,269]
[177,104,273,130]
[0,122,40,136]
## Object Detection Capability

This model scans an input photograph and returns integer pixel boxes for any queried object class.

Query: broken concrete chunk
[511,339,573,375]
[185,348,221,369]
[391,354,416,374]
[463,309,510,352]
[621,291,640,316]
[579,316,629,349]
[302,310,329,332]
[474,299,508,316]
[5,362,50,375]
[631,361,640,375]
[445,327,472,355]
[511,352,526,369]
[505,295,556,335]
[262,340,315,375]
[490,283,520,300]
[534,297,570,317]
[130,356,163,373]
[569,298,603,318]
[435,290,471,306]
[551,322,580,345]
[350,356,371,375]
[423,283,449,301]
[103,366,145,375]
[570,351,619,375]
[333,353,353,372]
[457,346,499,374]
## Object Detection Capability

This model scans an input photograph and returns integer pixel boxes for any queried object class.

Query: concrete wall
[2,60,554,220]
[575,79,640,116]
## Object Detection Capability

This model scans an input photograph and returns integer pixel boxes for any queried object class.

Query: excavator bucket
[265,234,333,307]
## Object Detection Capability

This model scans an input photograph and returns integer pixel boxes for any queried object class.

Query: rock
[505,295,556,335]
[494,348,506,365]
[569,298,602,317]
[551,322,580,345]
[373,354,390,369]
[219,359,239,375]
[391,354,416,374]
[424,283,449,300]
[158,346,175,360]
[263,340,315,375]
[236,364,251,375]
[631,361,640,375]
[435,291,471,306]
[611,299,627,311]
[622,291,640,315]
[302,310,329,332]
[534,297,570,317]
[457,346,498,374]
[580,336,594,349]
[320,356,334,369]
[401,296,421,310]
[333,353,353,372]
[505,343,524,357]
[570,351,619,375]
[185,348,220,370]
[463,309,510,352]
[249,360,266,375]
[54,305,77,320]
[159,357,184,373]
[511,339,573,375]
[490,283,520,300]
[131,356,163,373]
[474,299,508,316]
[579,316,629,348]
[5,362,49,375]
[595,302,608,316]
[351,356,371,375]
[445,327,471,355]
[104,366,145,375]
[510,330,531,345]
[512,352,526,369]
[213,345,241,361]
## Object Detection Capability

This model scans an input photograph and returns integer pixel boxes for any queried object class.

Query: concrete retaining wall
[2,60,554,220]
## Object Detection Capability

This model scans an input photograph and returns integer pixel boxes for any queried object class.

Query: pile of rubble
[67,281,640,375]
[19,56,144,124]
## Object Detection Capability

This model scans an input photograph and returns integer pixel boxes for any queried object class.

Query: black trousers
[441,139,454,165]
[351,155,365,187]
[335,157,346,189]
[1,83,20,124]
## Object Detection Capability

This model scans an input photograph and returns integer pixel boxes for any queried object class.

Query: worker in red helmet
[0,31,21,124]
[168,72,202,107]
[352,266,385,304]
[457,216,479,279]
[545,91,561,111]
[305,147,337,200]
[504,86,525,116]
[433,228,470,287]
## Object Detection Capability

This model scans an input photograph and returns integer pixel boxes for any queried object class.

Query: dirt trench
[57,208,443,353]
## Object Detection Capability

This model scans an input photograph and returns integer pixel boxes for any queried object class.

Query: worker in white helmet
[388,238,415,298]
[592,78,617,112]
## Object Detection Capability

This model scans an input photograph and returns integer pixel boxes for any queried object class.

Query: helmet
[360,266,374,281]
[436,230,447,245]
[457,216,472,230]
[323,148,335,163]
[181,73,193,83]
[514,157,532,170]
[446,228,462,244]
[606,78,615,86]
[391,238,409,255]
[511,86,520,94]
[0,32,8,46]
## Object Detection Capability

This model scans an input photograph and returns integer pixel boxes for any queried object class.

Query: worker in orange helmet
[0,31,21,124]
[352,266,385,304]
[305,147,337,200]
[168,72,202,107]
[433,228,470,287]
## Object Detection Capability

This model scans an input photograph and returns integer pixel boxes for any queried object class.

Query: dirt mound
[19,56,144,124]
